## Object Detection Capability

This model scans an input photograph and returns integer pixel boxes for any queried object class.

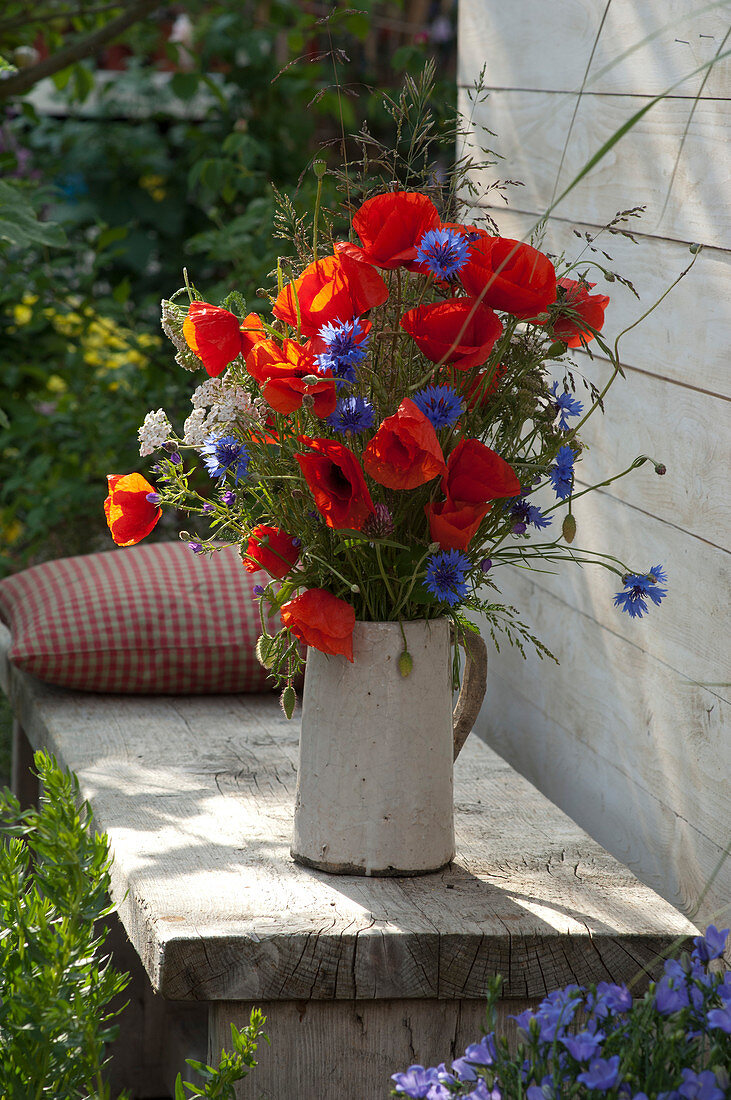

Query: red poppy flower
[280,588,355,661]
[247,339,336,417]
[243,525,300,578]
[104,473,161,547]
[362,399,446,490]
[183,302,244,377]
[550,278,610,347]
[296,438,375,530]
[460,234,557,319]
[400,297,503,370]
[443,439,521,505]
[351,191,440,269]
[425,499,491,551]
[272,252,388,337]
[239,312,267,358]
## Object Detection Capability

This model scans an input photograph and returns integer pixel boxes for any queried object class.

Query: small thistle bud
[398,650,413,678]
[313,159,327,179]
[562,514,577,543]
[654,463,667,476]
[604,271,616,282]
[301,395,315,409]
[256,634,276,669]
[281,685,297,720]
[302,374,320,385]
[362,504,394,539]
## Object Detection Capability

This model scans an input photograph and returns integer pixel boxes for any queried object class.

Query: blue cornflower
[509,497,552,531]
[416,227,470,280]
[549,445,575,500]
[424,549,471,607]
[551,381,584,429]
[326,395,375,434]
[316,317,369,384]
[200,435,250,482]
[614,566,668,619]
[412,384,464,430]
[576,1055,621,1091]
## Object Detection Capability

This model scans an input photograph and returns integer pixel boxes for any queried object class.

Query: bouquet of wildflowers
[104,76,670,714]
[390,925,730,1100]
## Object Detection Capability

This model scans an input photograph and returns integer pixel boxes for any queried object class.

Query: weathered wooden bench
[0,622,697,1099]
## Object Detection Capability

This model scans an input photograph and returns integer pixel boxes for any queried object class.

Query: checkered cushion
[0,543,278,694]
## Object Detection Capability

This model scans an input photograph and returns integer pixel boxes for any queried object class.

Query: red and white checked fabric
[0,543,278,694]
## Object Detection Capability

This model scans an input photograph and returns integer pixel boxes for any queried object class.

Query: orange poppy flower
[550,278,610,347]
[425,499,491,551]
[352,191,440,269]
[247,339,336,417]
[183,302,244,376]
[104,473,161,546]
[460,234,557,319]
[442,439,521,506]
[295,438,375,531]
[401,297,503,370]
[281,588,355,661]
[362,399,446,490]
[243,525,300,578]
[272,252,388,337]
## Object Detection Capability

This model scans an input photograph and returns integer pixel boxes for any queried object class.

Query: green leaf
[171,73,200,102]
[0,181,66,249]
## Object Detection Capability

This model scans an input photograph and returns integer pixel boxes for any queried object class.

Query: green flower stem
[392,546,434,619]
[541,455,650,516]
[375,543,396,604]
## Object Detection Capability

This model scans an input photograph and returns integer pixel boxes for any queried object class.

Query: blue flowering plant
[105,71,677,708]
[391,926,730,1100]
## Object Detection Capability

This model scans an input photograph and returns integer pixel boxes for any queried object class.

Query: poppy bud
[256,635,277,669]
[562,514,577,543]
[398,650,413,678]
[281,685,297,720]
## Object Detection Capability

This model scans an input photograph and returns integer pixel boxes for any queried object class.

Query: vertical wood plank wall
[457,0,730,927]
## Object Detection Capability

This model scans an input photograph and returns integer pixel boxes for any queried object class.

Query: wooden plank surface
[0,625,695,1004]
[458,88,731,247]
[471,574,730,927]
[210,998,534,1100]
[464,207,731,399]
[458,0,731,97]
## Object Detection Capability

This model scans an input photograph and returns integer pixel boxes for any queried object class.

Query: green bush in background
[1,1,456,577]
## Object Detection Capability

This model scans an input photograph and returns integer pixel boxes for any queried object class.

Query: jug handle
[452,629,488,760]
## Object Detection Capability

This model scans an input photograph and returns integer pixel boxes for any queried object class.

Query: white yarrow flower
[183,407,209,446]
[138,408,171,456]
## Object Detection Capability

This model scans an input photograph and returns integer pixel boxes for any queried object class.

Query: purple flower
[200,435,250,483]
[201,502,215,512]
[592,981,633,1016]
[416,226,470,280]
[479,558,493,573]
[145,491,162,504]
[614,565,668,619]
[412,384,464,429]
[655,974,690,1014]
[188,541,203,554]
[221,490,236,505]
[424,549,471,607]
[464,1035,497,1066]
[509,497,552,531]
[169,451,182,465]
[561,1029,604,1061]
[678,1068,725,1100]
[451,1057,477,1082]
[706,1003,731,1034]
[326,395,375,434]
[465,1081,502,1100]
[391,1065,440,1098]
[576,1055,621,1091]
[317,317,369,383]
[252,584,265,596]
[549,445,575,500]
[550,381,583,429]
[692,925,729,963]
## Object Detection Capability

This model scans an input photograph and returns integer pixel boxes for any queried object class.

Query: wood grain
[458,0,731,98]
[462,207,731,399]
[458,88,731,247]
[209,999,533,1100]
[470,574,730,928]
[0,625,696,1005]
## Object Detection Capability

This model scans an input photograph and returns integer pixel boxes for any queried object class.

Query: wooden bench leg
[11,720,38,809]
[209,998,532,1100]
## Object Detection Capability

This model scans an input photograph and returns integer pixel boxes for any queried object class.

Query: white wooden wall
[458,0,730,928]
